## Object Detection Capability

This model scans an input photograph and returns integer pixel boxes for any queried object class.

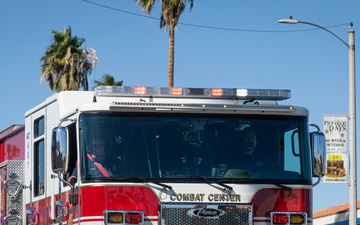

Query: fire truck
[0,86,326,225]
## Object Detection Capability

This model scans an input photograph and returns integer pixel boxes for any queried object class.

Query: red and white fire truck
[0,86,326,225]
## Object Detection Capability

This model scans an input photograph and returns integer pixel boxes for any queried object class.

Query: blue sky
[1,0,359,212]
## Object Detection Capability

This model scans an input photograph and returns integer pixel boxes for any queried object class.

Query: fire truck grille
[159,203,253,225]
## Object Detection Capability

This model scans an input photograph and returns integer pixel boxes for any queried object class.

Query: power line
[82,0,152,19]
[81,0,349,33]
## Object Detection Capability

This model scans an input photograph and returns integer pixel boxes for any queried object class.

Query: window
[78,112,312,184]
[283,129,301,173]
[34,139,45,196]
[34,117,44,138]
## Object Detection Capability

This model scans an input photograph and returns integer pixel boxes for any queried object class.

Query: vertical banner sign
[323,114,348,183]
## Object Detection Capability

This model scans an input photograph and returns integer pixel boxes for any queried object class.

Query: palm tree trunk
[83,76,89,91]
[168,23,175,87]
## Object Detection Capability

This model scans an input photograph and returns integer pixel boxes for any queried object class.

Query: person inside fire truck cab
[68,137,119,185]
[236,127,271,169]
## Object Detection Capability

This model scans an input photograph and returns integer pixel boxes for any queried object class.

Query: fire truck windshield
[77,112,312,184]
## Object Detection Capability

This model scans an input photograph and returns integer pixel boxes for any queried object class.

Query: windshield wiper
[156,175,233,192]
[93,177,173,191]
[189,176,233,192]
[267,182,292,191]
[119,177,173,191]
[228,178,292,191]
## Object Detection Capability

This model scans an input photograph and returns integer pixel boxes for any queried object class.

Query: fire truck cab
[1,86,326,225]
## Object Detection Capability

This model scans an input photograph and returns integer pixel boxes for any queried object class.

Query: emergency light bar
[95,86,291,101]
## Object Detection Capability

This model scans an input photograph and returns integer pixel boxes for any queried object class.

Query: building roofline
[314,199,360,219]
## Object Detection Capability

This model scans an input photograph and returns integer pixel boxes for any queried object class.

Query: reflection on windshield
[78,113,311,184]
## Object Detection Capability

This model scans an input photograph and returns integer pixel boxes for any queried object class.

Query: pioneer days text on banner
[323,114,348,184]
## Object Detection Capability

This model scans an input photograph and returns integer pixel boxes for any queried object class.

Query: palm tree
[94,74,123,87]
[135,0,194,87]
[40,27,97,92]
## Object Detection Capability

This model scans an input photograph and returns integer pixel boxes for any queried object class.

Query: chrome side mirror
[51,127,69,174]
[310,124,326,177]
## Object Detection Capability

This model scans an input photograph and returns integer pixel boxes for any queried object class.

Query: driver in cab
[237,127,271,169]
